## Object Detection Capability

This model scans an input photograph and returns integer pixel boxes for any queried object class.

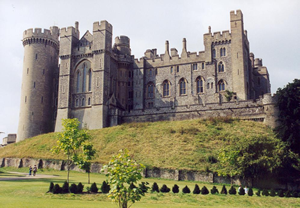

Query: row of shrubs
[49,181,299,197]
[48,181,110,194]
[151,183,299,197]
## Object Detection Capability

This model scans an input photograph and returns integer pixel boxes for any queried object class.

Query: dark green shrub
[220,185,227,195]
[172,184,179,193]
[160,184,170,193]
[62,181,69,193]
[277,190,284,197]
[53,184,62,194]
[201,186,209,195]
[129,182,136,190]
[248,188,253,196]
[182,185,191,194]
[270,189,276,197]
[77,182,84,194]
[285,190,291,197]
[151,182,159,193]
[90,182,98,193]
[238,186,245,195]
[255,189,261,196]
[193,184,200,194]
[207,155,217,164]
[229,186,236,195]
[262,189,269,196]
[139,182,149,193]
[49,182,54,192]
[70,183,77,194]
[211,186,219,194]
[292,191,298,197]
[101,181,110,193]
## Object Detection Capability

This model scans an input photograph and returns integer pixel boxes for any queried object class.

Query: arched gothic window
[88,69,92,91]
[179,78,187,95]
[220,48,226,56]
[163,80,170,97]
[218,80,225,91]
[82,98,85,106]
[147,83,154,98]
[196,77,204,93]
[218,62,224,72]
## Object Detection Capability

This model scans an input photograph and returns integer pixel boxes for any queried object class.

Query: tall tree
[52,118,91,184]
[102,149,148,208]
[276,79,300,154]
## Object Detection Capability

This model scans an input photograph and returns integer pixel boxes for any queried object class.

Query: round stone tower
[17,27,59,142]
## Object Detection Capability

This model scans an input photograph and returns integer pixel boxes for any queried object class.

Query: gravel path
[0,172,58,181]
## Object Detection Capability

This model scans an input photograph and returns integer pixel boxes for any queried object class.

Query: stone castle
[17,10,277,142]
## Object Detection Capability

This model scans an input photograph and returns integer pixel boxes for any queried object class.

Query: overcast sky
[0,0,299,144]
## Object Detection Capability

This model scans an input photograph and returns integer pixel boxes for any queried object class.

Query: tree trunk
[88,171,90,184]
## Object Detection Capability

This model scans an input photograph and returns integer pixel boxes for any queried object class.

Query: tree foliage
[52,118,93,184]
[102,149,147,208]
[276,79,300,154]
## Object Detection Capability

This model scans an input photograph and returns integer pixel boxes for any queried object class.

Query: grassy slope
[0,118,277,172]
[0,167,299,208]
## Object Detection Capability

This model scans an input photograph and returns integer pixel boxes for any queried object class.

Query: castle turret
[17,27,59,142]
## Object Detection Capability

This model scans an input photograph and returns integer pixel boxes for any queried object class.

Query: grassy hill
[0,118,279,172]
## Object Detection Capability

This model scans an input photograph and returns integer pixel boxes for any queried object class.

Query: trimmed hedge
[172,184,179,194]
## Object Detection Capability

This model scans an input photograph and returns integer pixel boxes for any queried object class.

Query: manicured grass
[0,167,300,208]
[0,118,279,173]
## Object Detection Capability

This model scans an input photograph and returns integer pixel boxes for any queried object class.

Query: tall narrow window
[202,63,204,69]
[220,48,223,56]
[88,97,91,105]
[76,71,80,92]
[218,62,224,72]
[193,63,197,70]
[27,68,29,74]
[41,96,43,104]
[170,66,173,73]
[196,77,204,93]
[88,69,92,91]
[213,49,216,58]
[163,81,170,97]
[43,69,45,75]
[33,82,35,88]
[82,98,85,106]
[179,79,186,95]
[147,83,154,98]
[35,54,38,60]
[177,66,179,73]
[223,48,226,56]
[75,99,79,107]
[82,64,86,92]
[218,80,225,91]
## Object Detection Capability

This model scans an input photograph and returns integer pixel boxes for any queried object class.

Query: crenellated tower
[17,27,59,142]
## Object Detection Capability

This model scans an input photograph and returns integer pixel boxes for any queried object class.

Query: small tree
[182,185,191,194]
[53,184,62,194]
[201,186,209,195]
[172,184,179,193]
[285,190,291,197]
[255,189,261,197]
[193,184,200,194]
[220,185,227,195]
[218,148,240,185]
[102,149,147,208]
[49,182,54,193]
[101,181,110,194]
[152,182,159,193]
[90,182,98,193]
[248,188,253,196]
[52,118,91,184]
[211,186,219,194]
[277,190,284,197]
[270,189,276,197]
[229,186,236,195]
[62,181,69,193]
[160,184,170,193]
[70,183,77,194]
[77,182,84,194]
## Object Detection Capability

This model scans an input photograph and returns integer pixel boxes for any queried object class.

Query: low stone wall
[1,157,298,190]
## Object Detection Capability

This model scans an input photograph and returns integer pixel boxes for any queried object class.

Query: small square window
[193,64,197,70]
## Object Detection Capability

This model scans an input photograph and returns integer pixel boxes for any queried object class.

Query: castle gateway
[17,10,276,142]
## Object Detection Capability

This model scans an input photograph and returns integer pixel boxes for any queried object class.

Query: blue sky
[0,0,299,143]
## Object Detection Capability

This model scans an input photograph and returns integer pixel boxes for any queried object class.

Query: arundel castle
[17,10,277,142]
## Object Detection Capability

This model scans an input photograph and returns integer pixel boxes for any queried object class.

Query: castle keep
[17,10,275,142]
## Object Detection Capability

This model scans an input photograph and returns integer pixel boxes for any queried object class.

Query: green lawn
[0,167,300,208]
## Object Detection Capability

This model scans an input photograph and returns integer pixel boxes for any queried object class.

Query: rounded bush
[70,183,77,194]
[255,189,261,197]
[248,188,253,196]
[270,189,276,197]
[49,182,54,192]
[77,182,84,194]
[201,186,209,195]
[62,181,69,193]
[229,186,236,195]
[238,186,245,195]
[53,184,62,194]
[193,184,200,194]
[220,185,227,195]
[277,190,284,197]
[285,190,291,197]
[211,186,219,194]
[262,189,269,196]
[151,182,159,193]
[172,184,179,194]
[160,184,170,193]
[182,185,191,194]
[101,181,110,194]
[90,182,98,193]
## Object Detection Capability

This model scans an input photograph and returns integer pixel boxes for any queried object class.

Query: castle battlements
[230,9,243,21]
[23,27,59,41]
[60,26,79,38]
[93,20,112,33]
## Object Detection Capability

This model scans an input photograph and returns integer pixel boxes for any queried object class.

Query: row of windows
[75,97,91,107]
[146,78,226,98]
[212,47,227,58]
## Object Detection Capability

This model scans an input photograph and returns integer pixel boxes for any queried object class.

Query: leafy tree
[52,118,92,184]
[172,184,179,193]
[151,182,159,193]
[139,182,149,193]
[102,149,147,208]
[218,148,240,185]
[275,79,300,154]
[193,184,200,194]
[220,185,227,195]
